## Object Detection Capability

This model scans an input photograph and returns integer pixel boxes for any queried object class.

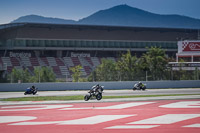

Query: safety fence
[0,80,200,92]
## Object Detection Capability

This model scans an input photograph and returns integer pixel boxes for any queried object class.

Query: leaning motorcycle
[133,83,146,91]
[84,85,104,101]
[24,87,38,95]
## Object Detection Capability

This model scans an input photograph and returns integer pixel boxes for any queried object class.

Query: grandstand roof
[0,23,199,41]
[0,23,199,52]
[0,22,199,31]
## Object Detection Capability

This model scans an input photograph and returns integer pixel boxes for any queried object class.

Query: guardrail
[0,80,200,92]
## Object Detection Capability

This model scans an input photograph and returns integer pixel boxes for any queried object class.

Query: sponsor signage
[179,41,200,52]
[71,52,90,57]
[9,52,31,58]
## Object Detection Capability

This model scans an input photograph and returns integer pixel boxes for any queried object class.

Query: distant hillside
[11,15,76,24]
[11,5,200,29]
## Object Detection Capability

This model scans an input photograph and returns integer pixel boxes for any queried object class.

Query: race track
[0,88,200,99]
[1,88,200,132]
[0,100,200,133]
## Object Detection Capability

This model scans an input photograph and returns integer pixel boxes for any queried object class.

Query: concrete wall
[0,80,200,92]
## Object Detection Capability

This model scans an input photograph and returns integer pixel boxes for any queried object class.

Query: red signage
[182,41,200,51]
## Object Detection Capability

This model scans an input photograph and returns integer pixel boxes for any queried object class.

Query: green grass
[1,94,200,101]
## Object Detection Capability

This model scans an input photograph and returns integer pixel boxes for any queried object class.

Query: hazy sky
[0,0,200,24]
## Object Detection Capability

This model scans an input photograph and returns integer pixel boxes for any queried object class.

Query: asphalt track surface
[0,100,200,133]
[0,88,200,133]
[1,88,200,99]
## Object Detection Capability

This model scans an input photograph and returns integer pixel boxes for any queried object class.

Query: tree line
[87,47,199,81]
[7,66,56,83]
[87,47,168,81]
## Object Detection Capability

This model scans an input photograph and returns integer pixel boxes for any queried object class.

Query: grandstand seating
[84,66,92,75]
[0,56,117,78]
[29,57,40,66]
[71,57,81,66]
[79,57,89,67]
[10,57,20,66]
[52,66,62,76]
[20,57,32,66]
[55,58,65,66]
[59,66,70,77]
[91,57,101,67]
[63,57,74,67]
[41,57,50,66]
[7,66,13,72]
[85,57,93,66]
[1,57,12,66]
[47,57,57,66]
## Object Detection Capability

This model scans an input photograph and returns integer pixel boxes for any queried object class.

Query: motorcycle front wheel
[142,87,146,91]
[84,95,90,101]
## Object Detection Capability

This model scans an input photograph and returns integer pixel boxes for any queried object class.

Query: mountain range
[11,4,200,29]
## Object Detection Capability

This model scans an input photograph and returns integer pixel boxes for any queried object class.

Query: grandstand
[0,23,199,80]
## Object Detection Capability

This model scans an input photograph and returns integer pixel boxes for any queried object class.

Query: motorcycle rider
[90,84,100,93]
[136,82,143,89]
[85,84,104,101]
[31,85,36,92]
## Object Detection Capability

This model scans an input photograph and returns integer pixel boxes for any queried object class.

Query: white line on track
[128,114,200,124]
[160,101,200,108]
[59,115,135,125]
[10,115,135,125]
[0,116,36,123]
[105,125,159,129]
[183,124,200,128]
[60,102,155,110]
[0,105,73,111]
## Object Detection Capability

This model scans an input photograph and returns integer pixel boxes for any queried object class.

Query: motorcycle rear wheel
[96,94,102,100]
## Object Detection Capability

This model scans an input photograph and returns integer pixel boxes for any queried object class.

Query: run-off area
[0,100,200,133]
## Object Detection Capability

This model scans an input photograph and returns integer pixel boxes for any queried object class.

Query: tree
[10,68,31,83]
[141,47,168,80]
[94,59,118,81]
[116,50,138,81]
[70,65,83,82]
[29,66,56,82]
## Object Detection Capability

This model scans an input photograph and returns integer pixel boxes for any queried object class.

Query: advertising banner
[179,41,200,52]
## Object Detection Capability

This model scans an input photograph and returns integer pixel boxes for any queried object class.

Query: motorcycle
[133,83,146,91]
[24,87,38,95]
[84,85,104,101]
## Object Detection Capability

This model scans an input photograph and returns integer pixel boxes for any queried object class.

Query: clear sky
[0,0,200,24]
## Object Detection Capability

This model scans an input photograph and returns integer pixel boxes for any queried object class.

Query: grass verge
[1,94,200,101]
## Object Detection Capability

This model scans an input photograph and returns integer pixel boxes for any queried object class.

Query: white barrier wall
[0,80,200,92]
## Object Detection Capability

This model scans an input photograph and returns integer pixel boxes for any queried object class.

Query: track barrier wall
[0,80,200,92]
